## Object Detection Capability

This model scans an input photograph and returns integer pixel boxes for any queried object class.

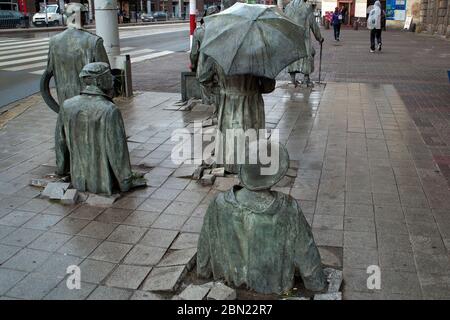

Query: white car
[33,4,62,27]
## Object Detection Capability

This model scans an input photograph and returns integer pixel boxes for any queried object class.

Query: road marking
[130,50,173,63]
[3,62,47,71]
[0,38,49,47]
[29,69,45,75]
[0,45,48,55]
[0,49,49,61]
[125,48,155,56]
[0,55,47,67]
[0,41,51,52]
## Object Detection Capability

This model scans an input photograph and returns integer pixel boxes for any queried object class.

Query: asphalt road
[0,23,190,110]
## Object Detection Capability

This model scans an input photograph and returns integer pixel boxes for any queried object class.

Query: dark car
[152,11,168,21]
[0,10,27,29]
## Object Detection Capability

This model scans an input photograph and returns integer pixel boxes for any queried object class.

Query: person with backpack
[331,7,342,41]
[367,1,382,52]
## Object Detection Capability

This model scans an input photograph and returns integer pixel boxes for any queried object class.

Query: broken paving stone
[202,118,213,127]
[324,268,343,293]
[211,167,225,177]
[286,168,298,178]
[178,284,212,300]
[142,265,186,292]
[318,247,342,268]
[61,189,78,205]
[192,166,205,180]
[86,194,120,207]
[158,248,197,270]
[313,292,342,300]
[214,177,239,191]
[289,160,300,170]
[207,282,236,300]
[173,166,197,178]
[41,182,70,200]
[200,174,216,186]
[30,178,53,188]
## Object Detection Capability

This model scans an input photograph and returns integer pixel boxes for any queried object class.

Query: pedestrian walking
[331,7,342,41]
[367,0,382,52]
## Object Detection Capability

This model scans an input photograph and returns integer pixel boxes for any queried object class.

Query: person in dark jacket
[331,7,342,41]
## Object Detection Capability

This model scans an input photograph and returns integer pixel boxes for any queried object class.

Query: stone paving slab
[0,77,449,299]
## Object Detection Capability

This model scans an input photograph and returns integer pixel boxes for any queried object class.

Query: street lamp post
[95,0,121,60]
[189,0,196,48]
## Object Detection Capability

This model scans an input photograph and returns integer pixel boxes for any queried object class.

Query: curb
[0,20,189,35]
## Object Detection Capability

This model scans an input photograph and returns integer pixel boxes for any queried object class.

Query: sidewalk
[0,28,449,300]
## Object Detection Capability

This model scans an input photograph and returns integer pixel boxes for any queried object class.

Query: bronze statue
[40,3,109,113]
[190,6,220,110]
[55,62,146,195]
[285,0,324,87]
[197,142,326,294]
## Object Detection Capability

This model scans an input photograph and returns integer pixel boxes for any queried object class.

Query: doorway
[338,1,352,26]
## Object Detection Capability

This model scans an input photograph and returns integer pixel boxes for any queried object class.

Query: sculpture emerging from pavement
[285,0,324,87]
[40,2,109,113]
[190,6,221,110]
[197,142,327,294]
[55,62,146,195]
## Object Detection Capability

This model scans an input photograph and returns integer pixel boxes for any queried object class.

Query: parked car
[152,11,168,21]
[32,4,62,27]
[141,12,154,22]
[0,10,28,28]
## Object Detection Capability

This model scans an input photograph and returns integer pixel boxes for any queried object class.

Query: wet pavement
[0,76,449,299]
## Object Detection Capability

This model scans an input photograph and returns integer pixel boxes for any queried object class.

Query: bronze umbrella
[201,2,307,79]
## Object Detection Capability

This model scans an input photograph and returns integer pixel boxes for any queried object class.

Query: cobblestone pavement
[0,28,449,300]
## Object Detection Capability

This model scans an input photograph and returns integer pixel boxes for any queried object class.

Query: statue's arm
[197,201,214,278]
[95,38,110,65]
[55,112,70,175]
[291,199,327,291]
[40,48,60,113]
[105,107,134,192]
[310,13,323,42]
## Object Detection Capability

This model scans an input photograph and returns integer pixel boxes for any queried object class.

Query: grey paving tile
[0,225,16,240]
[107,225,147,244]
[6,272,62,299]
[111,197,145,210]
[69,205,105,220]
[163,201,198,216]
[22,214,63,230]
[150,188,183,201]
[58,235,102,258]
[0,210,36,227]
[0,268,27,295]
[375,219,409,236]
[381,270,422,296]
[142,265,186,292]
[158,248,197,268]
[105,264,152,289]
[343,247,378,269]
[130,290,165,300]
[312,215,344,230]
[17,198,51,213]
[344,231,377,249]
[2,248,51,272]
[312,229,343,247]
[0,244,21,264]
[170,233,199,250]
[44,281,96,300]
[50,217,90,235]
[0,196,29,210]
[152,214,188,231]
[343,217,375,233]
[139,228,178,249]
[137,198,171,213]
[37,253,83,279]
[345,204,374,218]
[79,259,116,284]
[77,221,118,240]
[374,205,404,221]
[0,228,44,247]
[123,244,166,266]
[181,217,204,233]
[87,285,133,300]
[95,208,133,224]
[88,241,132,263]
[28,231,72,252]
[122,210,160,227]
[44,203,79,216]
